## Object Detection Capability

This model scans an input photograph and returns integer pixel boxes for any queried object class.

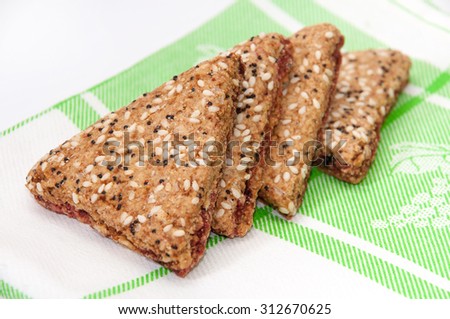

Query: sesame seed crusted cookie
[25,55,243,276]
[210,33,292,237]
[259,24,344,218]
[317,50,411,184]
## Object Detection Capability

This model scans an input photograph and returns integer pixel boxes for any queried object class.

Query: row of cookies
[26,24,411,276]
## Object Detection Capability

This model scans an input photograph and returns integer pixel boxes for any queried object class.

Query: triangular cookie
[317,50,411,183]
[26,55,242,276]
[210,33,292,237]
[259,24,344,218]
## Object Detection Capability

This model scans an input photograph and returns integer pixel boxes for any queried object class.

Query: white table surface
[0,0,233,131]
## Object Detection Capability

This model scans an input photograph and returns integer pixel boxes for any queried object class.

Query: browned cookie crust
[259,24,344,218]
[210,33,293,237]
[26,55,243,276]
[317,50,411,184]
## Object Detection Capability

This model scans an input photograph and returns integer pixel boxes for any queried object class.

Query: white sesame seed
[221,202,232,210]
[208,106,220,113]
[231,188,241,199]
[254,104,263,112]
[192,180,199,191]
[123,215,133,226]
[236,164,247,171]
[220,179,226,188]
[288,103,298,110]
[301,92,309,99]
[163,224,173,232]
[72,192,79,204]
[283,171,291,181]
[129,181,139,188]
[283,129,290,137]
[249,76,256,87]
[147,206,161,217]
[101,172,110,181]
[279,207,289,215]
[157,129,168,136]
[315,50,322,60]
[191,197,200,205]
[288,201,296,213]
[124,111,131,120]
[124,170,134,176]
[183,179,190,190]
[303,58,309,67]
[96,135,106,145]
[322,74,329,83]
[274,175,281,183]
[147,194,156,204]
[313,98,320,109]
[129,191,135,201]
[325,31,334,38]
[113,131,123,138]
[40,162,48,171]
[290,76,300,84]
[268,81,274,91]
[98,184,105,193]
[250,43,256,51]
[313,64,320,73]
[301,165,309,179]
[268,56,276,63]
[85,165,94,173]
[91,193,98,203]
[388,88,395,98]
[152,97,162,104]
[104,182,113,192]
[179,218,186,227]
[281,119,292,125]
[154,184,164,192]
[252,115,262,122]
[174,84,182,93]
[298,106,306,115]
[218,61,228,69]
[173,229,185,237]
[261,72,271,81]
[82,181,92,187]
[203,89,214,96]
[189,118,200,124]
[197,79,204,87]
[35,182,43,193]
[215,209,225,218]
[289,166,299,174]
[191,110,201,118]
[95,155,105,163]
[367,115,375,125]
[120,212,129,223]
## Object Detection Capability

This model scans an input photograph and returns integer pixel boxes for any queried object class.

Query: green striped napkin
[1,0,449,299]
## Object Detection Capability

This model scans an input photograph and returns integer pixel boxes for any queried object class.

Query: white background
[0,0,233,131]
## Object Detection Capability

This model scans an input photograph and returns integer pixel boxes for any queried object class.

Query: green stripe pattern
[2,0,450,299]
[0,280,30,299]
